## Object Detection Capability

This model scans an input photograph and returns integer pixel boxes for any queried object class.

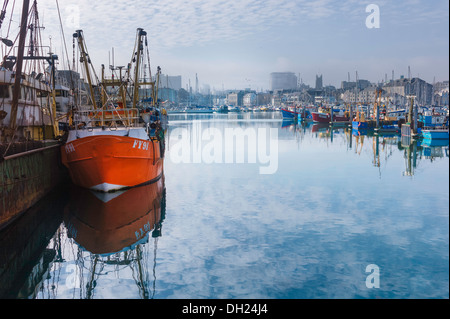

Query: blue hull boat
[352,121,369,129]
[281,108,298,119]
[422,129,449,140]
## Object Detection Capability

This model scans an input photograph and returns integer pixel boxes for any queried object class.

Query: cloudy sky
[3,0,449,91]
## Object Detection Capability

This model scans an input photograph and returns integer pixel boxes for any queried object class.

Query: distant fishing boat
[281,106,304,119]
[385,109,406,123]
[352,108,369,129]
[415,106,449,141]
[353,90,401,130]
[312,107,349,123]
[183,107,214,113]
[216,105,228,113]
[419,108,448,129]
[61,29,164,192]
[299,110,313,121]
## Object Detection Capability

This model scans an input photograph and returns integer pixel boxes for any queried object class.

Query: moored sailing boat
[61,29,165,192]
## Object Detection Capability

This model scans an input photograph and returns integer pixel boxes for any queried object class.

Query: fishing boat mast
[374,88,382,128]
[132,28,146,109]
[154,66,161,107]
[130,28,161,110]
[73,30,98,111]
[2,0,59,141]
[7,0,30,136]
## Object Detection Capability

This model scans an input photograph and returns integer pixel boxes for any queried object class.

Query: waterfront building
[433,81,449,106]
[271,91,282,107]
[315,75,323,90]
[284,92,303,105]
[226,91,245,106]
[158,87,178,104]
[56,70,83,89]
[256,93,272,106]
[433,80,449,92]
[383,77,432,106]
[341,81,356,90]
[270,72,297,91]
[341,85,385,104]
[341,79,371,90]
[243,92,257,107]
[358,86,382,104]
[213,96,227,106]
[153,74,182,91]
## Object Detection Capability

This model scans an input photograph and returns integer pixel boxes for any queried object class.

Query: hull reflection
[0,188,67,299]
[64,177,165,256]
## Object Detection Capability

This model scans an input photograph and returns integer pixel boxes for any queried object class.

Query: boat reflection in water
[62,177,166,298]
[418,138,449,161]
[0,188,67,299]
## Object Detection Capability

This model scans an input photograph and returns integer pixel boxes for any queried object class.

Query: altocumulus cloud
[31,0,448,88]
[40,0,359,50]
[39,0,448,51]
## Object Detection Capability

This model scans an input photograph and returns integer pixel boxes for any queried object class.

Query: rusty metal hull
[0,141,67,230]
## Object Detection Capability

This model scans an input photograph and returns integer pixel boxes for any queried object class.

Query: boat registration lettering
[135,221,151,240]
[65,143,75,154]
[132,139,149,150]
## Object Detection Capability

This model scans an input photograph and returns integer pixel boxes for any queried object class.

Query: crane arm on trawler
[129,28,161,111]
[73,30,98,111]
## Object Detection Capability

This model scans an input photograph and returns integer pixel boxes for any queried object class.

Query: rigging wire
[55,0,74,87]
[5,0,15,38]
[0,0,10,30]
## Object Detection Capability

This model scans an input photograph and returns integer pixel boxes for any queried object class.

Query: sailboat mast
[9,0,30,132]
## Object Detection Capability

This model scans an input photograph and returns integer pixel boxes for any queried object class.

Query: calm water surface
[1,112,448,299]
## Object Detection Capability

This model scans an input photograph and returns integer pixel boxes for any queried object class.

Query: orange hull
[61,133,163,192]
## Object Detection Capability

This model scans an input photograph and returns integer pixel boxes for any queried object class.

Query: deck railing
[72,107,141,128]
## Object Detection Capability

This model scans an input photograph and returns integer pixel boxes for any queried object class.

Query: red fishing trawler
[312,106,349,123]
[61,29,165,192]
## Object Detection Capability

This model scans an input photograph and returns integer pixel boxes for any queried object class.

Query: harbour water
[0,112,448,299]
